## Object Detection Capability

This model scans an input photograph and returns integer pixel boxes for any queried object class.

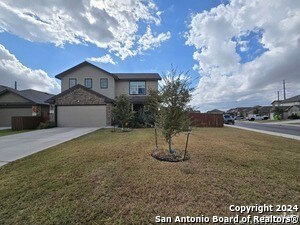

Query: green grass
[0,129,31,137]
[0,128,299,224]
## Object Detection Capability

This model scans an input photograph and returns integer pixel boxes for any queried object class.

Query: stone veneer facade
[55,87,106,105]
[106,103,112,126]
[50,87,111,125]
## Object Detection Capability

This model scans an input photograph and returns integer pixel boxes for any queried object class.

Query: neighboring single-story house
[47,61,161,127]
[206,109,224,114]
[0,85,53,126]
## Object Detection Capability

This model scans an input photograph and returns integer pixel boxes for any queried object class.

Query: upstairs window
[84,78,92,89]
[100,78,108,89]
[130,81,146,95]
[69,78,77,88]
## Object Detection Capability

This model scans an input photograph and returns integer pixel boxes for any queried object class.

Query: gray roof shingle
[114,73,161,80]
[281,94,300,103]
[54,61,161,81]
[0,85,54,105]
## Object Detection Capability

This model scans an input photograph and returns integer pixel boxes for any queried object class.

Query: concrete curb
[225,125,300,141]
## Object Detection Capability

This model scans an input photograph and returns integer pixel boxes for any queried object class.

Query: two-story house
[47,61,161,127]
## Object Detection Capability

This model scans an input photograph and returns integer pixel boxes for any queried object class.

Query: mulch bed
[151,149,190,162]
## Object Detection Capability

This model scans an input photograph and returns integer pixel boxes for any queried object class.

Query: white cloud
[137,26,171,54]
[186,0,300,111]
[87,54,116,65]
[0,44,60,93]
[0,0,170,60]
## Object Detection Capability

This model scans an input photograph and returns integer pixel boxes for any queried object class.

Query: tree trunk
[155,127,158,150]
[183,132,190,160]
[168,136,172,153]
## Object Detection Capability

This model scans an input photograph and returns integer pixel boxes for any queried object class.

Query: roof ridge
[55,61,118,80]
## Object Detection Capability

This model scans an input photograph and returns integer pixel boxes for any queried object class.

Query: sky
[0,0,299,112]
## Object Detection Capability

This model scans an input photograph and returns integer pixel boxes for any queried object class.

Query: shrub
[37,121,56,129]
[288,114,299,119]
[112,95,134,131]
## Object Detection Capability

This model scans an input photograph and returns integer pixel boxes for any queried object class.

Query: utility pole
[277,91,279,101]
[283,80,286,100]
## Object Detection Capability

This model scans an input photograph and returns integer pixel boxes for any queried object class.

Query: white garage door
[57,105,106,127]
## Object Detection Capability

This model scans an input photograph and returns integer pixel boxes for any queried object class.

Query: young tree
[112,94,133,131]
[274,107,284,120]
[145,89,161,124]
[156,68,192,153]
[253,106,261,114]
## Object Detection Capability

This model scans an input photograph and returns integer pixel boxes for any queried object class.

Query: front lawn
[0,129,31,137]
[0,128,299,224]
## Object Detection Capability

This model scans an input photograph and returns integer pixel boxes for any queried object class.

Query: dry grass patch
[0,129,31,137]
[0,127,299,224]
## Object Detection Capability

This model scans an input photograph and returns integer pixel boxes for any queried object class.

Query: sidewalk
[266,119,300,126]
[225,124,300,141]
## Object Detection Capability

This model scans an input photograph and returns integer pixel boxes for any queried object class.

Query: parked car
[223,114,235,124]
[248,114,269,121]
[234,116,244,120]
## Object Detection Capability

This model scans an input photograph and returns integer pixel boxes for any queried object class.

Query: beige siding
[57,105,106,127]
[0,107,32,126]
[115,80,158,96]
[115,81,129,96]
[60,65,115,99]
[146,81,159,92]
[0,92,30,103]
[279,101,300,106]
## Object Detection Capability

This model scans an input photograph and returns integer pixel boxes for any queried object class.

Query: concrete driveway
[0,127,99,167]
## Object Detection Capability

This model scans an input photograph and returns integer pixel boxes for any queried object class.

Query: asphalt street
[233,121,300,136]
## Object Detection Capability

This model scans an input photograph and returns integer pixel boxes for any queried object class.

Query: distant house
[206,109,224,114]
[0,85,53,126]
[270,94,300,119]
[227,107,253,118]
[270,105,300,120]
[271,94,300,107]
[246,105,272,118]
[285,105,300,118]
[270,106,289,120]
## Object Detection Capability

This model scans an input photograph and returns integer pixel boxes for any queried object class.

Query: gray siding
[0,107,32,126]
[0,92,30,103]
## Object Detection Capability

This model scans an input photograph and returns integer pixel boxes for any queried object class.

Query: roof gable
[0,85,53,105]
[0,90,32,103]
[55,61,118,80]
[46,84,114,104]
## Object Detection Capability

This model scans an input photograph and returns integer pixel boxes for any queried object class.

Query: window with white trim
[100,78,108,89]
[69,78,77,88]
[129,81,146,95]
[84,78,92,89]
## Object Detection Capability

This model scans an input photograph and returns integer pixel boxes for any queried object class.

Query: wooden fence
[11,116,42,131]
[189,113,224,127]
